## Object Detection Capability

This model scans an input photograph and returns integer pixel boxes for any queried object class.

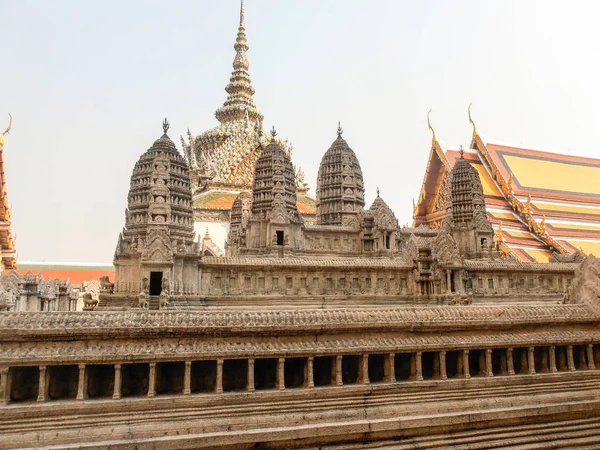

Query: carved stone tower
[316,125,365,227]
[444,149,494,258]
[114,120,199,303]
[228,130,303,254]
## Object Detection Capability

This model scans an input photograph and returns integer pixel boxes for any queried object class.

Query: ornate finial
[427,109,437,145]
[468,102,477,138]
[214,0,263,124]
[459,145,465,159]
[270,126,277,140]
[337,121,343,138]
[376,187,380,197]
[0,113,12,151]
[240,0,245,28]
[162,118,170,137]
[494,221,504,243]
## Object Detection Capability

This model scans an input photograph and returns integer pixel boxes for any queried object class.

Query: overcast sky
[3,0,600,262]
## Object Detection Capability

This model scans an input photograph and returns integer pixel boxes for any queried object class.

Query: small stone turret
[113,120,200,302]
[316,124,365,227]
[444,149,494,258]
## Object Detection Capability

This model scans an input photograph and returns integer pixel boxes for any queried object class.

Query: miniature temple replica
[1,115,599,449]
[1,3,600,448]
[181,0,314,253]
[414,106,600,263]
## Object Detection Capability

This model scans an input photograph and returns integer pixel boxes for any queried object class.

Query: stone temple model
[181,0,315,254]
[1,116,600,449]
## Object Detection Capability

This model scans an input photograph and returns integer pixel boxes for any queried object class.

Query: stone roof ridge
[401,225,439,236]
[201,256,413,268]
[463,259,577,272]
[303,223,359,232]
[0,304,595,337]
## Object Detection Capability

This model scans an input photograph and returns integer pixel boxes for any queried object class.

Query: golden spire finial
[494,221,504,243]
[240,0,245,28]
[468,102,477,138]
[427,109,437,146]
[0,113,12,151]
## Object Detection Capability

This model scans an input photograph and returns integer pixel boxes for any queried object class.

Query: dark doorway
[150,272,163,296]
[9,366,39,403]
[342,355,359,384]
[313,356,333,387]
[87,364,114,399]
[121,363,149,397]
[190,360,216,393]
[48,365,78,400]
[276,230,284,246]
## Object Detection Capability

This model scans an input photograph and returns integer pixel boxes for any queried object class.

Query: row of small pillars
[0,344,596,404]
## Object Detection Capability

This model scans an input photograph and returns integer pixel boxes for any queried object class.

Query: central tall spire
[215,0,263,124]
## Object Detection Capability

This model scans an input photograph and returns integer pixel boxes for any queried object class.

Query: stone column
[0,367,9,405]
[549,346,557,373]
[76,364,86,401]
[439,351,447,380]
[446,270,452,294]
[528,347,536,374]
[462,351,470,379]
[567,345,576,371]
[588,344,596,370]
[359,354,369,384]
[277,358,285,391]
[507,349,515,376]
[385,353,396,382]
[148,363,156,397]
[336,356,343,386]
[486,349,493,377]
[37,365,47,402]
[305,357,314,388]
[183,361,191,395]
[247,358,255,392]
[415,352,424,381]
[215,359,224,394]
[113,364,122,399]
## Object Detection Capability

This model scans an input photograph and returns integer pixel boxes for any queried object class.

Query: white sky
[2,0,600,262]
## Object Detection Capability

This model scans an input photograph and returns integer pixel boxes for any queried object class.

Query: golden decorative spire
[427,109,437,146]
[494,221,504,243]
[215,0,263,124]
[468,103,477,139]
[0,113,12,150]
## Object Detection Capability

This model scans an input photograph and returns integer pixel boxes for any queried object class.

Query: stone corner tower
[113,120,200,303]
[316,124,365,228]
[444,148,494,258]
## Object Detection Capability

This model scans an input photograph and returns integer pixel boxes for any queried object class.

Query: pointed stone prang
[162,118,170,137]
[337,121,343,138]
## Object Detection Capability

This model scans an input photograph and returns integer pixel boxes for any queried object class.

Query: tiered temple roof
[414,107,600,262]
